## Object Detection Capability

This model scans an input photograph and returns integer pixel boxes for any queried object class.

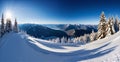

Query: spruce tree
[13,18,19,32]
[106,17,115,36]
[1,14,5,36]
[114,17,119,32]
[0,27,1,37]
[97,11,107,39]
[119,23,120,31]
[5,19,12,32]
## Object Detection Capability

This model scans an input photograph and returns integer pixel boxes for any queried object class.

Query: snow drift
[0,31,120,62]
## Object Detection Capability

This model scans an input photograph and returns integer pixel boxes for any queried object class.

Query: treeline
[0,14,19,37]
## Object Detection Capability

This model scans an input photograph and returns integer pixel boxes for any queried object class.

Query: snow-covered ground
[1,31,120,62]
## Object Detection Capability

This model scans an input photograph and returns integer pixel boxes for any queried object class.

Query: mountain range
[19,24,98,39]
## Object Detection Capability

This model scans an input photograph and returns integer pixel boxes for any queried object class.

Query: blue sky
[0,0,120,24]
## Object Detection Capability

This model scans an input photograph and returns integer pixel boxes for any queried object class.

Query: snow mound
[0,31,120,62]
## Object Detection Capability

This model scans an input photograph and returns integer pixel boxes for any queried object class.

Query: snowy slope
[0,31,120,62]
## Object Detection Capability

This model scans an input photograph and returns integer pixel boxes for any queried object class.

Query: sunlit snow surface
[0,31,120,62]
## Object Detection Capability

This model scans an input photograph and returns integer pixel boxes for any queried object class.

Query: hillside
[0,31,120,62]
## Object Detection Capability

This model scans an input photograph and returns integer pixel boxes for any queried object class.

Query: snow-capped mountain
[19,24,68,39]
[41,24,97,31]
[19,24,97,38]
[1,31,120,62]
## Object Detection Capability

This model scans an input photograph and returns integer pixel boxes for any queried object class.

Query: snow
[1,31,120,62]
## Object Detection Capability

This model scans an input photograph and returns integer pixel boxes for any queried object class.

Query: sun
[5,10,13,19]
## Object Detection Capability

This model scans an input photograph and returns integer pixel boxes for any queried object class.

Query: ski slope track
[1,31,120,62]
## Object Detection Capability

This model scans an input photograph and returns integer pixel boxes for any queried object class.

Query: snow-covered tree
[106,17,115,36]
[5,19,12,32]
[0,28,1,37]
[86,34,90,43]
[119,23,120,31]
[0,14,20,36]
[76,37,81,43]
[51,39,55,42]
[90,30,97,42]
[79,36,84,42]
[114,17,119,32]
[1,14,5,37]
[54,38,60,43]
[13,18,19,32]
[61,37,67,43]
[73,37,77,43]
[60,37,64,43]
[82,34,90,43]
[68,38,72,43]
[97,11,107,39]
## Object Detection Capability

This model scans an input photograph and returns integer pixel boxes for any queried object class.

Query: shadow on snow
[26,39,117,62]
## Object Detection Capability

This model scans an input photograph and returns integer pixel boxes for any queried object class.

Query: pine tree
[97,11,107,39]
[0,28,1,37]
[5,19,12,32]
[119,23,120,31]
[106,17,115,36]
[1,14,5,37]
[13,18,19,32]
[114,17,119,32]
